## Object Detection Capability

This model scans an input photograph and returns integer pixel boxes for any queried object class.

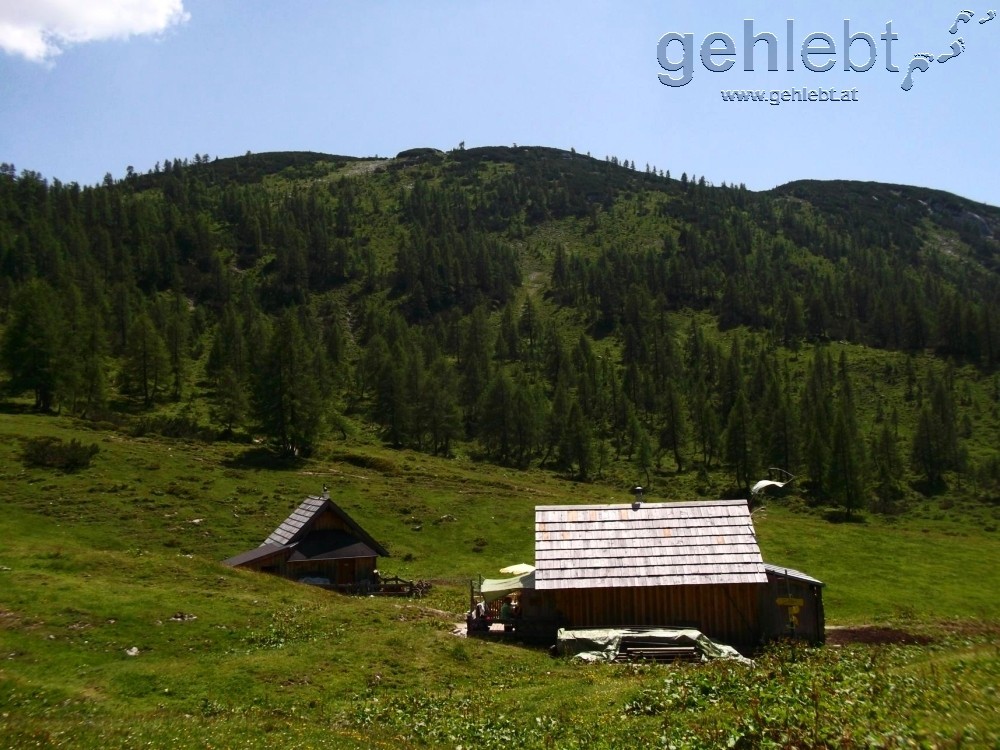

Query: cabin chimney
[631,485,644,510]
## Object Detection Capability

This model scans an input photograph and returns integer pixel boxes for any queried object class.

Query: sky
[1,1,998,207]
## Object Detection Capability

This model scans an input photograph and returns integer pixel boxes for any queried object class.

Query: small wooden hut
[760,563,825,644]
[223,492,388,592]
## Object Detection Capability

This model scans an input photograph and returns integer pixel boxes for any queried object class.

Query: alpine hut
[223,491,388,592]
[531,499,778,652]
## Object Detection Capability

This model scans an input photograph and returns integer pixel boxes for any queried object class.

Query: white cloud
[0,0,189,63]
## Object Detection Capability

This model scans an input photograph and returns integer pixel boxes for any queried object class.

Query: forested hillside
[1,146,998,516]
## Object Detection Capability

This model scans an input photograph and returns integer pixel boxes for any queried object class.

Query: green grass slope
[1,411,999,747]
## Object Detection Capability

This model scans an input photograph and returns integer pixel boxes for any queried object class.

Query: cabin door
[337,559,353,585]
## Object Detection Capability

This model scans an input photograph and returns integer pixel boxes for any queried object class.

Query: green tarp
[478,571,535,603]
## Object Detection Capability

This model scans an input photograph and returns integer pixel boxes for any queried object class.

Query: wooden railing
[309,575,431,598]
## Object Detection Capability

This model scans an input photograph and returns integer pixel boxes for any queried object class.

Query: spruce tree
[825,353,867,517]
[800,348,834,494]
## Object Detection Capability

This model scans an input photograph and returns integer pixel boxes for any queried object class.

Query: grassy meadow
[1,408,999,748]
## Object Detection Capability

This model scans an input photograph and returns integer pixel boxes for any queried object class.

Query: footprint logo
[901,54,934,90]
[903,8,995,89]
[937,37,965,62]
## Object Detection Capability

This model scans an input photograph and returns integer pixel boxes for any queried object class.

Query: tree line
[1,149,997,514]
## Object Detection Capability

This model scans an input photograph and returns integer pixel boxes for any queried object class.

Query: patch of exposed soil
[825,626,933,646]
[0,609,28,628]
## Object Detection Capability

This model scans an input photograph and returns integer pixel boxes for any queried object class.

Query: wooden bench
[371,575,431,597]
[372,574,414,596]
[615,645,701,663]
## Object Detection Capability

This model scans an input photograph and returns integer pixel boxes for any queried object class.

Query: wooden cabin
[223,492,388,592]
[530,499,774,652]
[471,499,824,650]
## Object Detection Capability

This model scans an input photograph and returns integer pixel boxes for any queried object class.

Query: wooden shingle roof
[264,496,327,546]
[220,542,287,568]
[534,499,767,590]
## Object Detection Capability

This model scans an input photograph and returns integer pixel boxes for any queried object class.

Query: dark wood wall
[313,509,352,533]
[540,583,763,651]
[239,547,377,587]
[278,556,376,585]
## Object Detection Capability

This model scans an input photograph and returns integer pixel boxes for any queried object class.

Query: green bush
[21,436,99,472]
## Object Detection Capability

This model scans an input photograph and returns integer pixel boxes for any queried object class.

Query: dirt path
[825,625,933,646]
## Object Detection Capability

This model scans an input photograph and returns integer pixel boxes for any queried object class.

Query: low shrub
[21,436,99,472]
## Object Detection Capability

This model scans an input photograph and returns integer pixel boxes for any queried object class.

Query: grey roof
[763,562,825,587]
[264,496,327,546]
[534,499,767,590]
[286,531,380,562]
[221,542,287,568]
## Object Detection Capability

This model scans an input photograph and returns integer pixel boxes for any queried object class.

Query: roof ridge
[534,499,748,511]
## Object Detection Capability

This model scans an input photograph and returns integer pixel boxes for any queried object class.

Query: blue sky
[1,1,998,206]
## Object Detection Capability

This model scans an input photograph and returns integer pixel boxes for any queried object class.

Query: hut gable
[260,495,389,556]
[534,499,767,590]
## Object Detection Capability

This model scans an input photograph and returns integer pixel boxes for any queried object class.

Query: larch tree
[253,308,327,456]
[1,279,62,410]
[122,308,170,407]
[723,389,756,495]
[419,356,462,456]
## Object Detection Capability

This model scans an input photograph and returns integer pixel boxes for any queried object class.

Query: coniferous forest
[2,146,999,516]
